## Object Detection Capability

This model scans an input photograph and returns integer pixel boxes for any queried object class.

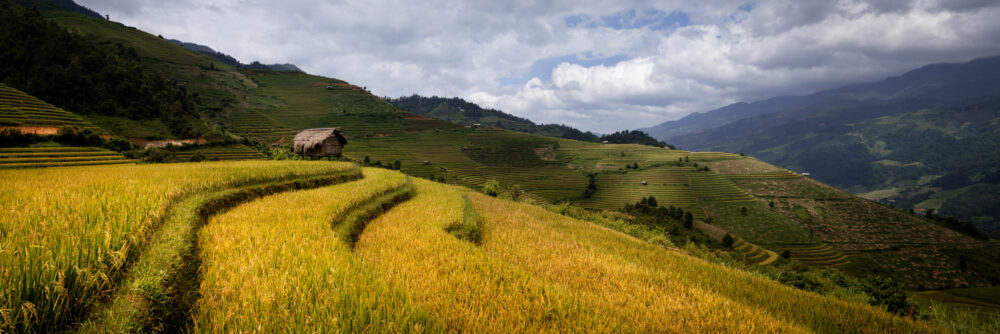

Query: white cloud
[76,0,1000,133]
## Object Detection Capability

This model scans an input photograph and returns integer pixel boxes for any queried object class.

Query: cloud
[76,0,1000,133]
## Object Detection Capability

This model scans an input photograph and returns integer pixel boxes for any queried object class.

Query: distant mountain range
[641,56,1000,236]
[166,39,301,72]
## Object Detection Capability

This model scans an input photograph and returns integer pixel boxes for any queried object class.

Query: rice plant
[193,168,435,332]
[0,161,355,332]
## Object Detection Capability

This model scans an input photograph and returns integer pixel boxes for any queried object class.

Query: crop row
[0,147,134,169]
[774,244,852,268]
[0,161,358,332]
[193,168,422,331]
[733,238,778,265]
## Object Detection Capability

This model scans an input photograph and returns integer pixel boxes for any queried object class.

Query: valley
[2,0,1000,332]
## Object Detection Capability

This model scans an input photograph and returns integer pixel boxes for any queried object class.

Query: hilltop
[389,95,600,141]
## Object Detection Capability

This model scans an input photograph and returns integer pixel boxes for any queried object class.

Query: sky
[77,0,1000,133]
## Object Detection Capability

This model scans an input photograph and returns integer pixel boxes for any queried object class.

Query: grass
[0,161,357,332]
[193,168,436,332]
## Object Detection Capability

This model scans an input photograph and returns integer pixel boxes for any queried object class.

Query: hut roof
[293,128,348,152]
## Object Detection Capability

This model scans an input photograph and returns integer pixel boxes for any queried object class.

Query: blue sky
[79,0,1000,133]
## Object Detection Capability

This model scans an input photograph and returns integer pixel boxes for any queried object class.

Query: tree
[740,207,748,216]
[861,276,911,315]
[364,155,371,165]
[769,201,775,209]
[722,234,735,248]
[683,212,693,229]
[647,196,658,208]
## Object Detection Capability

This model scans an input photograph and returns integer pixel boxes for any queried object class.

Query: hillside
[166,38,303,72]
[0,3,214,139]
[5,0,999,310]
[1,162,945,332]
[389,95,600,141]
[344,130,1000,289]
[0,83,100,130]
[640,56,1000,237]
[13,0,992,289]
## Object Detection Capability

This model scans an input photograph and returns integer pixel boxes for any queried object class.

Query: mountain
[166,38,302,72]
[641,56,1000,237]
[0,2,207,139]
[389,95,600,141]
[642,56,1000,143]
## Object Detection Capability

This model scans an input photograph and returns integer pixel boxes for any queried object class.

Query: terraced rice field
[173,144,267,161]
[733,237,779,265]
[0,146,135,168]
[1,163,946,333]
[774,244,853,268]
[574,167,702,215]
[0,83,98,129]
[725,170,802,180]
[0,161,358,332]
[686,171,756,203]
[227,110,297,143]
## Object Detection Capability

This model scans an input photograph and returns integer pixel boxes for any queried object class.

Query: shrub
[482,178,500,197]
[189,152,206,162]
[861,276,911,315]
[722,234,735,248]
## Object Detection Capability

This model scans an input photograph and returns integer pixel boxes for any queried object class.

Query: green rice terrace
[0,83,99,130]
[0,145,134,168]
[173,144,267,161]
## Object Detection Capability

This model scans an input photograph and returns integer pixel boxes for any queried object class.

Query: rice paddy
[0,83,99,129]
[0,161,357,332]
[0,162,951,332]
[0,146,136,168]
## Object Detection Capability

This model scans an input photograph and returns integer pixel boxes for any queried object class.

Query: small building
[641,180,648,185]
[293,128,348,158]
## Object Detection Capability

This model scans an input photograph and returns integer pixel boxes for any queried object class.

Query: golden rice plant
[467,192,945,333]
[193,168,434,332]
[357,178,615,332]
[0,161,355,332]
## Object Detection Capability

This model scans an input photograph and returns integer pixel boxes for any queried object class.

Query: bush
[482,178,500,197]
[722,234,735,248]
[861,276,911,315]
[188,152,206,162]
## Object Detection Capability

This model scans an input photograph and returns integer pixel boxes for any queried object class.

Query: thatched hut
[293,128,348,158]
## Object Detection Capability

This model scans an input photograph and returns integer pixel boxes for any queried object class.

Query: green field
[0,83,99,129]
[173,144,267,161]
[0,145,135,168]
